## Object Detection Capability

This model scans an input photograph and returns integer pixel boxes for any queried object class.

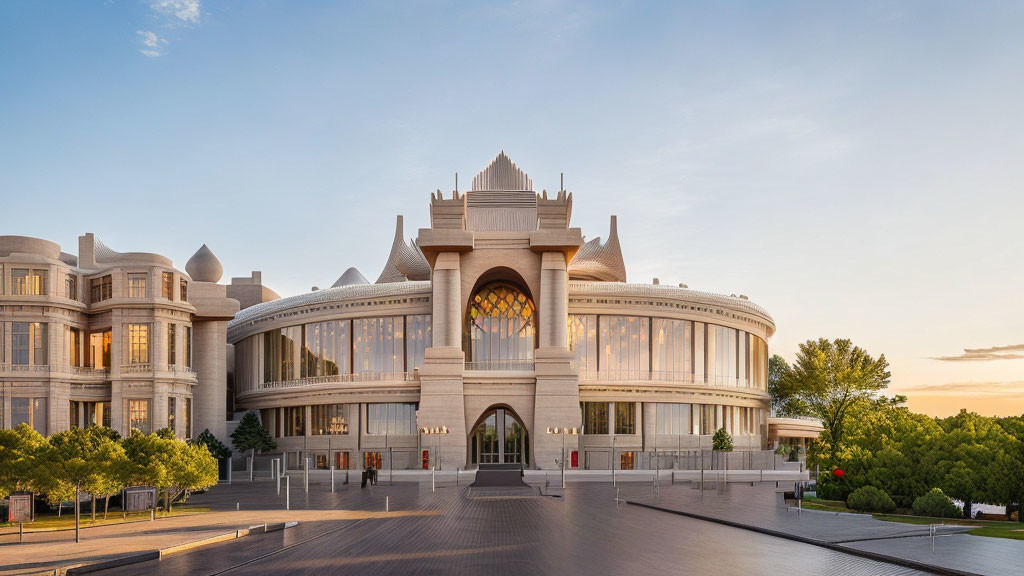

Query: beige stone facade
[0,234,237,440]
[228,153,783,471]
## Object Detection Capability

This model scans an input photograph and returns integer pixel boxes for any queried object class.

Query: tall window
[652,319,692,379]
[11,269,46,295]
[710,326,738,385]
[162,272,174,300]
[406,315,432,371]
[465,282,535,366]
[302,320,350,378]
[283,406,305,436]
[12,322,46,365]
[167,397,177,434]
[65,274,78,300]
[126,399,150,434]
[184,397,192,438]
[90,275,112,302]
[750,335,768,390]
[128,273,147,298]
[179,278,188,301]
[366,403,416,435]
[582,402,609,435]
[353,318,404,375]
[127,324,150,364]
[264,326,301,382]
[185,326,192,368]
[599,316,649,379]
[167,324,177,366]
[569,314,597,374]
[12,397,47,434]
[614,402,636,434]
[311,404,349,435]
[656,403,691,435]
[89,330,111,369]
[66,327,82,367]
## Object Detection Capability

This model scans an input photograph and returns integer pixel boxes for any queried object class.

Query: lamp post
[546,426,579,488]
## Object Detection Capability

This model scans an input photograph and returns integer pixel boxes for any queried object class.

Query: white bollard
[275,460,280,495]
[286,475,291,510]
[304,458,309,494]
[432,466,436,493]
[331,464,335,493]
[386,496,390,512]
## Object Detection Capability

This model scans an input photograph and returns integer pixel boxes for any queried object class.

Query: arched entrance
[469,406,529,467]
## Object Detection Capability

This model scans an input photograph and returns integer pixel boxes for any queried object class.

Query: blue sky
[2,1,1023,415]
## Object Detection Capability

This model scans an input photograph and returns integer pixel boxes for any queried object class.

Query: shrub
[816,471,852,502]
[912,488,962,518]
[712,428,733,452]
[847,485,896,513]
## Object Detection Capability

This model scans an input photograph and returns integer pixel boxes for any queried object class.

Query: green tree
[123,432,177,513]
[712,427,733,452]
[780,338,891,464]
[193,429,232,460]
[230,411,275,453]
[769,354,809,416]
[0,423,47,499]
[167,442,219,508]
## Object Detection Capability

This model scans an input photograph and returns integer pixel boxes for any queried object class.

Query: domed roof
[332,267,369,288]
[186,244,223,283]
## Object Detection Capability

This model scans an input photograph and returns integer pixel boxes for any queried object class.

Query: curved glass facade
[234,314,432,392]
[570,314,768,389]
[465,282,535,366]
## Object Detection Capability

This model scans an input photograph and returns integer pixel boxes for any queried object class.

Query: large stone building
[226,153,794,471]
[1,152,819,469]
[0,234,237,440]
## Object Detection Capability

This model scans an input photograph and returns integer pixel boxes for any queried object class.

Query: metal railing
[247,371,416,392]
[464,360,535,371]
[121,363,152,374]
[0,364,51,373]
[68,366,111,377]
[578,370,762,389]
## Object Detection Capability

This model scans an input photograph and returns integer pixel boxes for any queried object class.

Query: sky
[2,1,1023,417]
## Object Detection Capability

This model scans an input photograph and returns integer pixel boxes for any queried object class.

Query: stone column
[539,252,568,349]
[193,320,227,440]
[431,253,462,348]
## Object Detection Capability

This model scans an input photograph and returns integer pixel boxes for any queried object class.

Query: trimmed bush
[712,428,733,452]
[912,488,962,519]
[847,486,896,513]
[816,472,852,502]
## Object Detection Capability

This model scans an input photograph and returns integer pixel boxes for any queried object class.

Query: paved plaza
[1,477,1020,575]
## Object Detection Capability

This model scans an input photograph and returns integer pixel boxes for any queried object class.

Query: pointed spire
[186,244,224,283]
[470,151,533,192]
[332,267,369,288]
[567,215,626,282]
[376,215,430,283]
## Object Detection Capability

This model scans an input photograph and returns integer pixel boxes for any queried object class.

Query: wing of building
[0,152,820,469]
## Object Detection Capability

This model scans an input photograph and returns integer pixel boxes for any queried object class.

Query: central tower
[415,152,584,469]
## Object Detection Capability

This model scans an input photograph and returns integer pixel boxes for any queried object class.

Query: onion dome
[186,244,224,283]
[332,267,370,288]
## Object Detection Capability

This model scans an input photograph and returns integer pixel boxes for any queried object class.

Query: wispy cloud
[899,380,1024,397]
[136,1,201,57]
[931,343,1024,361]
[151,0,201,24]
[136,30,166,56]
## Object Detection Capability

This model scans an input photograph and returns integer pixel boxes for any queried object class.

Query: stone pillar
[432,253,462,348]
[416,347,467,468]
[532,348,580,470]
[193,320,227,440]
[539,252,568,349]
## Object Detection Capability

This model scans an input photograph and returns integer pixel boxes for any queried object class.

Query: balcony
[464,360,535,372]
[244,371,417,394]
[578,369,764,390]
[69,366,111,378]
[0,364,51,373]
[121,363,152,374]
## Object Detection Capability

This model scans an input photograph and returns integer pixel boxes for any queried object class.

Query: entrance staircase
[470,463,527,487]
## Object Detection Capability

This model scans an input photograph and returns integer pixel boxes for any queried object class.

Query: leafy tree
[154,427,177,440]
[42,426,128,522]
[779,338,891,464]
[0,424,47,499]
[230,411,275,453]
[167,443,219,509]
[769,354,808,416]
[193,429,232,460]
[123,432,176,512]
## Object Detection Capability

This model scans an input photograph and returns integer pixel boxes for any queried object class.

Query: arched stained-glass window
[465,283,535,367]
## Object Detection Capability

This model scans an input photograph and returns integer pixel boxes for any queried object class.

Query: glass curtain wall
[651,319,692,381]
[366,403,417,435]
[466,283,535,367]
[582,402,609,434]
[599,316,649,380]
[406,315,432,371]
[353,318,404,376]
[569,314,597,375]
[655,403,691,435]
[303,320,350,377]
[710,325,738,386]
